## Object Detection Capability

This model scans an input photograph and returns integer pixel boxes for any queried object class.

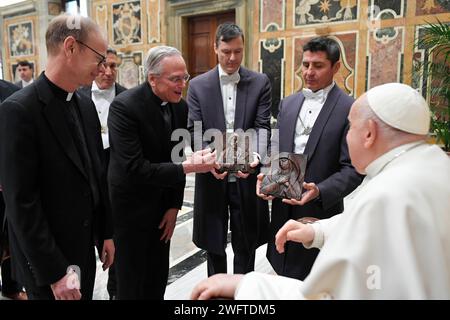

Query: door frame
[166,0,252,69]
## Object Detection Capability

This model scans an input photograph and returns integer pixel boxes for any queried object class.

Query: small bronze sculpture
[260,152,307,200]
[215,132,256,174]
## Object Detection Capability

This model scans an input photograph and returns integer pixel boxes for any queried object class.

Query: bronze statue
[260,152,307,200]
[216,132,256,174]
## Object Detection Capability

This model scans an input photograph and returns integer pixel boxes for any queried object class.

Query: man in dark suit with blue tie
[187,23,272,276]
[0,14,114,300]
[258,37,363,281]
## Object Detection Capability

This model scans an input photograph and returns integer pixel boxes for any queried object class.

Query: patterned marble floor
[0,173,274,300]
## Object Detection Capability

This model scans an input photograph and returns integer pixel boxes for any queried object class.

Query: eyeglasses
[155,73,190,85]
[76,40,106,67]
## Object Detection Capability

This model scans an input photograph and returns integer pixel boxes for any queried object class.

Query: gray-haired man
[108,45,217,299]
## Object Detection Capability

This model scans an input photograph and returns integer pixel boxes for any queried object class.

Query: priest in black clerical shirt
[108,46,217,300]
[0,14,114,300]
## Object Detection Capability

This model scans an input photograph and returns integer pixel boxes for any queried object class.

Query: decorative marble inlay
[112,1,142,45]
[260,38,285,118]
[117,51,144,88]
[367,27,404,89]
[294,0,358,27]
[260,0,285,32]
[416,0,450,15]
[369,0,405,19]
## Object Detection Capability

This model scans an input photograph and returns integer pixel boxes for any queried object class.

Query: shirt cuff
[303,222,324,249]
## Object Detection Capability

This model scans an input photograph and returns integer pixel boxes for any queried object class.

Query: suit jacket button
[83,220,90,227]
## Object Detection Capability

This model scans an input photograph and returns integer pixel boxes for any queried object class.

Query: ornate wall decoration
[112,1,142,45]
[369,0,405,19]
[260,0,285,32]
[416,0,450,15]
[412,24,448,101]
[95,3,108,35]
[147,0,161,43]
[117,51,143,88]
[8,21,34,57]
[260,38,285,118]
[294,0,358,27]
[367,26,404,89]
[292,32,357,96]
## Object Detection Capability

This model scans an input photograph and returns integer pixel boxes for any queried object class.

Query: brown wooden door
[187,11,235,79]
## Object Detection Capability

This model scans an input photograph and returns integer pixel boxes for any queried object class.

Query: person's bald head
[346,83,430,174]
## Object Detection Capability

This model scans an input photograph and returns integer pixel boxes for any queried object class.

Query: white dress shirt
[91,81,115,149]
[21,78,33,87]
[294,82,335,154]
[218,65,240,133]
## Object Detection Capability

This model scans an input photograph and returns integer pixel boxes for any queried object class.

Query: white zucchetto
[367,83,430,135]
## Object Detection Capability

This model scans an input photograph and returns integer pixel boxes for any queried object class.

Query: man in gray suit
[259,37,363,281]
[187,23,272,276]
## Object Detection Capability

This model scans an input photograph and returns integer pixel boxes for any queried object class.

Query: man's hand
[275,219,315,253]
[236,156,260,179]
[159,208,179,243]
[282,182,320,206]
[183,148,219,174]
[191,274,244,300]
[256,173,274,201]
[100,239,115,271]
[210,168,228,180]
[51,272,82,300]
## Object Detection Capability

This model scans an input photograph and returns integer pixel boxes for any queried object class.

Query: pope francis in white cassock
[191,83,450,300]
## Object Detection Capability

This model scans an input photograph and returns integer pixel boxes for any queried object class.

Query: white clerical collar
[66,92,74,101]
[218,64,240,80]
[365,141,425,178]
[92,81,114,95]
[161,101,168,106]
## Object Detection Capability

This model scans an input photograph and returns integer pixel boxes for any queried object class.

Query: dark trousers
[0,192,23,295]
[1,257,22,294]
[107,265,116,299]
[207,182,255,276]
[23,245,96,300]
[114,226,169,300]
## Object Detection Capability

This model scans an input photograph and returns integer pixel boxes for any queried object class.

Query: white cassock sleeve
[304,214,342,249]
[235,272,306,300]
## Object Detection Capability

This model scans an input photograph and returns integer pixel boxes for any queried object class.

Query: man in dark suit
[258,37,363,281]
[187,23,271,276]
[0,14,114,300]
[0,80,27,300]
[14,60,34,88]
[79,47,125,300]
[108,45,217,300]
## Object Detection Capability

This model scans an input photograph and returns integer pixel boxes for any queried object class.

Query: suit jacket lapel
[283,93,304,153]
[210,67,227,132]
[234,68,248,130]
[303,86,341,159]
[38,77,87,180]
